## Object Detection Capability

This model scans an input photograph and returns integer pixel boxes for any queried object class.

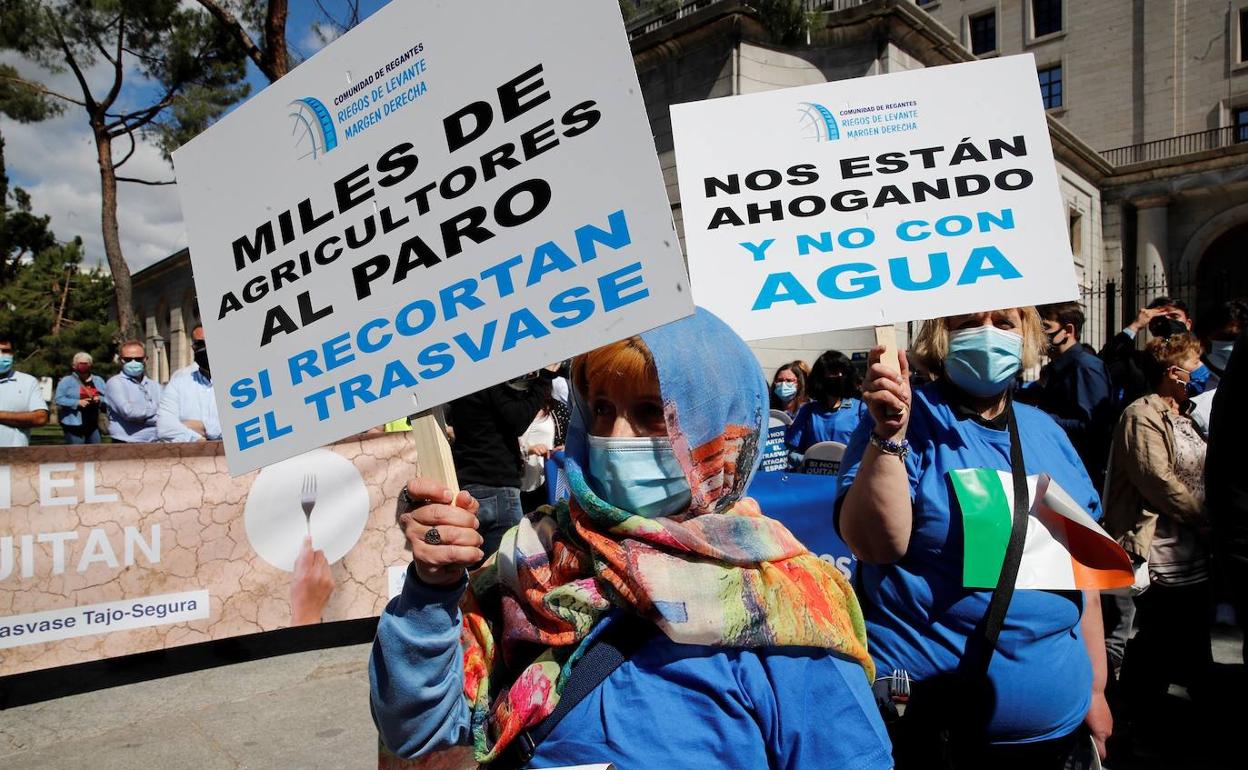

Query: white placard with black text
[670,55,1077,341]
[174,0,691,474]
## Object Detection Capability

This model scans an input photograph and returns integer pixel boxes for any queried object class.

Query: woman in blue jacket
[785,349,867,454]
[371,309,892,769]
[54,351,109,444]
[837,308,1112,768]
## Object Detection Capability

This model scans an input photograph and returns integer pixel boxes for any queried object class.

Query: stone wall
[916,0,1248,152]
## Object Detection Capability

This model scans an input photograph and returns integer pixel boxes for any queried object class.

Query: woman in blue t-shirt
[786,349,867,453]
[372,309,891,769]
[835,308,1112,768]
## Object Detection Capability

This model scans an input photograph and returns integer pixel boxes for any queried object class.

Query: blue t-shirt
[371,570,893,769]
[786,398,867,452]
[834,383,1099,744]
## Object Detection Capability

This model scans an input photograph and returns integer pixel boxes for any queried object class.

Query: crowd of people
[0,325,220,447]
[373,293,1244,769]
[3,291,1242,767]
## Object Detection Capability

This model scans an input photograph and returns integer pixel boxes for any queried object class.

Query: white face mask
[586,435,692,518]
[1207,339,1235,373]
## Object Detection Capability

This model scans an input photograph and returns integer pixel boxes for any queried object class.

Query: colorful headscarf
[459,308,872,763]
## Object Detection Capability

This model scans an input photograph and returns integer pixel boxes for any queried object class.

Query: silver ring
[423,527,443,545]
[398,487,416,511]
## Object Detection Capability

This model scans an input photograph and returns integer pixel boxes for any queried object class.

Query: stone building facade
[906,0,1248,345]
[631,0,1109,368]
[130,248,198,383]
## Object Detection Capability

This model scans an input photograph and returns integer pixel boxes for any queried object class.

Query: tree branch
[48,13,98,113]
[113,129,137,170]
[0,74,88,108]
[263,0,290,80]
[104,85,178,135]
[195,0,275,80]
[116,176,175,186]
[98,13,126,113]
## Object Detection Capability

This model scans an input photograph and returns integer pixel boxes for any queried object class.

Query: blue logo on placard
[798,102,840,143]
[289,97,338,160]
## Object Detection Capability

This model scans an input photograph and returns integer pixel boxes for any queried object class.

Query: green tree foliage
[0,61,60,283]
[0,0,249,339]
[0,237,118,379]
[620,0,683,24]
[752,0,811,45]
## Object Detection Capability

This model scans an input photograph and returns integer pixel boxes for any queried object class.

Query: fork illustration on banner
[300,473,317,539]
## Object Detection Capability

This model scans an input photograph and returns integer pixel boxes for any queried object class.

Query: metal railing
[624,0,869,40]
[1099,126,1246,167]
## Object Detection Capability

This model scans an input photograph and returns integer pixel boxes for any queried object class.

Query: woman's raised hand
[862,346,912,441]
[397,477,483,586]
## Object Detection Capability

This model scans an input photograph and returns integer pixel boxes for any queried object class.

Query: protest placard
[173,0,691,474]
[0,433,416,678]
[670,55,1077,342]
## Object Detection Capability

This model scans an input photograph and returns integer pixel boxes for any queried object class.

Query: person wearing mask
[1190,298,1246,433]
[371,309,892,769]
[446,368,555,561]
[1101,296,1193,409]
[0,338,49,447]
[769,360,808,416]
[1019,302,1114,487]
[54,352,108,444]
[157,326,221,442]
[785,349,866,453]
[837,308,1111,767]
[1103,333,1211,739]
[104,341,162,443]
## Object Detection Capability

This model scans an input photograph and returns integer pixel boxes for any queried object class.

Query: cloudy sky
[1,0,389,274]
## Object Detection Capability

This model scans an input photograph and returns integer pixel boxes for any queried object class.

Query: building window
[1068,209,1083,258]
[1038,64,1063,109]
[1240,9,1248,62]
[1032,0,1062,37]
[1236,107,1248,143]
[969,11,996,55]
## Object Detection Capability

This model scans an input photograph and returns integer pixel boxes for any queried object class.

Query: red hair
[571,337,657,400]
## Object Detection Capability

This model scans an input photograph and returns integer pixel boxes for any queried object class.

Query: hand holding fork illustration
[300,473,317,539]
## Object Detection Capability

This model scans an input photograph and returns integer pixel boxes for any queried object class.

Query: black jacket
[448,380,550,488]
[1100,330,1150,416]
[1206,327,1248,567]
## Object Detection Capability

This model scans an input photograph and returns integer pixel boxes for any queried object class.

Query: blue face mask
[944,325,1023,397]
[122,360,146,378]
[773,381,797,400]
[587,435,692,518]
[1187,364,1210,397]
[0,353,12,374]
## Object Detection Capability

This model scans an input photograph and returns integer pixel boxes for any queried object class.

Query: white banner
[0,590,209,650]
[174,0,691,474]
[671,55,1077,341]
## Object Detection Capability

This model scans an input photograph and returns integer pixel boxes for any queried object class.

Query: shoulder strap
[971,396,1030,666]
[507,615,653,768]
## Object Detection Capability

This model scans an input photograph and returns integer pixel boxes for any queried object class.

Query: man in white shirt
[157,326,221,442]
[0,338,49,447]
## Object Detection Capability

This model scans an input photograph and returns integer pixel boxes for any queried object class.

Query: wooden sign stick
[382,411,477,769]
[874,324,906,417]
[408,407,459,493]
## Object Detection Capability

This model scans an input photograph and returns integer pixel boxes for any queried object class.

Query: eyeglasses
[121,356,146,363]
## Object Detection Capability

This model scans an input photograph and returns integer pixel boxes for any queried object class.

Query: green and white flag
[950,470,1133,591]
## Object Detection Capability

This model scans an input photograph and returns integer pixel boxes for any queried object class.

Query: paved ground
[0,643,379,770]
[1,626,1242,769]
